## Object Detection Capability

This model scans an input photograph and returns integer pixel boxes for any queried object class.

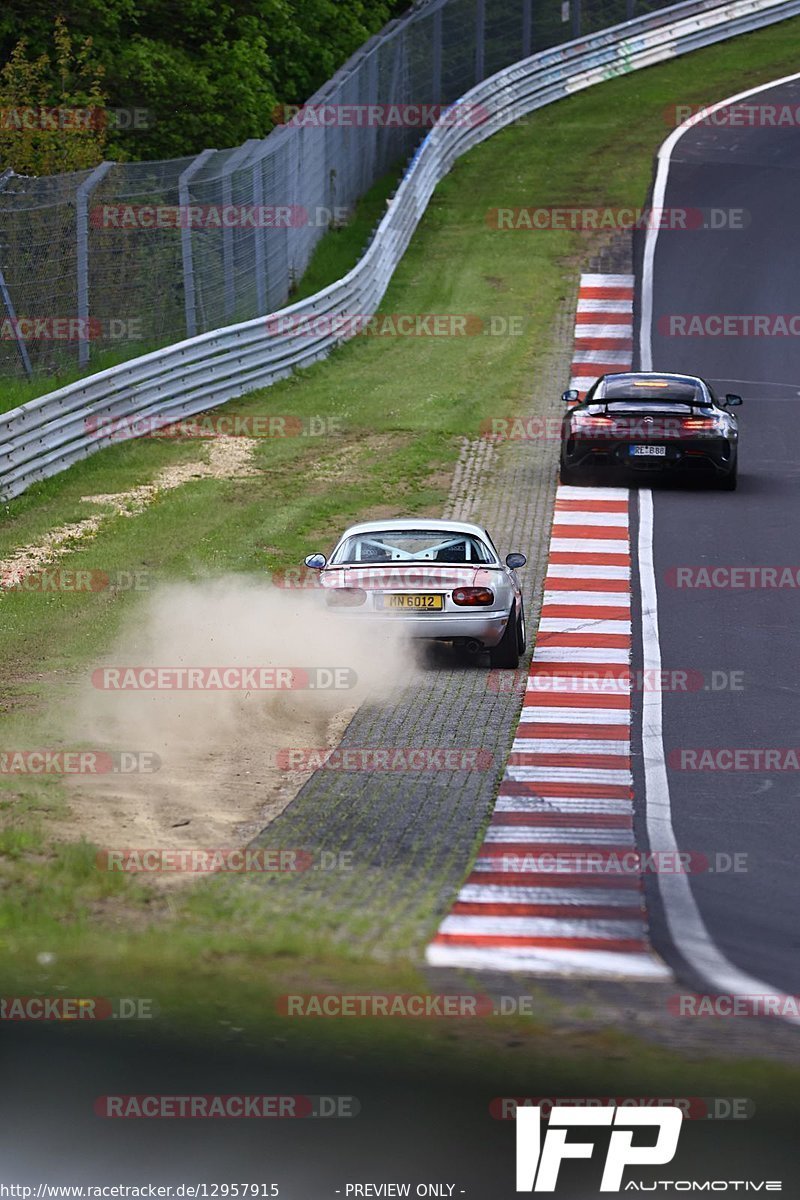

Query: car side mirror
[724,393,743,406]
[561,389,579,402]
[506,553,527,569]
[304,553,327,569]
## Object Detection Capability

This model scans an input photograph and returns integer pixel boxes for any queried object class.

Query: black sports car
[559,372,742,490]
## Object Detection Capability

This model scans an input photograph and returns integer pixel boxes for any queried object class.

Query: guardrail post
[571,0,582,38]
[178,149,216,339]
[475,0,486,83]
[76,160,114,368]
[432,8,442,102]
[252,150,267,314]
[522,0,533,57]
[0,262,32,379]
[0,168,33,380]
[221,139,259,320]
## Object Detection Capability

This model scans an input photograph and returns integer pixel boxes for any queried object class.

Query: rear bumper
[326,607,512,647]
[562,436,736,475]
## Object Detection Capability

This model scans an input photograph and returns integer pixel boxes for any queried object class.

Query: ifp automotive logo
[516,1104,682,1191]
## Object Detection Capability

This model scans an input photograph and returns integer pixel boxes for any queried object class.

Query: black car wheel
[715,463,738,491]
[490,609,521,669]
[516,602,526,655]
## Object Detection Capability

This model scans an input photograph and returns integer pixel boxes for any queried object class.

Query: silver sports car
[304,518,527,667]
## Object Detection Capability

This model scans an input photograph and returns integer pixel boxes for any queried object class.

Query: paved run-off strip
[426,272,669,979]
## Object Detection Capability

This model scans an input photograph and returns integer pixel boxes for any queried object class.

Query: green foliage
[0,1,404,165]
[0,16,109,173]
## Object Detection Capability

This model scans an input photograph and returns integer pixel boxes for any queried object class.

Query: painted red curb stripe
[451,903,644,919]
[432,935,648,951]
[466,872,643,890]
[579,287,634,300]
[551,524,629,540]
[491,812,633,828]
[548,552,631,566]
[534,632,631,649]
[555,499,629,512]
[517,722,632,739]
[523,692,630,709]
[507,752,631,769]
[574,338,634,351]
[499,781,633,799]
[477,841,636,856]
[528,663,632,677]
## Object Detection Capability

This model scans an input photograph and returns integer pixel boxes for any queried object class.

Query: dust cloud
[62,577,416,871]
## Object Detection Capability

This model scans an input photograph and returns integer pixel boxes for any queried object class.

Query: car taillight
[325,587,367,606]
[452,587,494,606]
[682,417,718,430]
[572,414,614,429]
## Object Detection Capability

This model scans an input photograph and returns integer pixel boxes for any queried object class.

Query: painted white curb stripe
[426,944,668,979]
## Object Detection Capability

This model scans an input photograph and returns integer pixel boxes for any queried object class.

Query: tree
[0,16,109,174]
[0,1,406,165]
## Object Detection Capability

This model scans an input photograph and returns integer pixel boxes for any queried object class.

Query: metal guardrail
[1,0,797,502]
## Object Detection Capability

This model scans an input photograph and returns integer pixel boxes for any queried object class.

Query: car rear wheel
[559,461,581,485]
[516,603,526,654]
[490,608,521,668]
[715,462,738,491]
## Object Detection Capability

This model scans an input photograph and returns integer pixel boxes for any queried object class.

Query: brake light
[325,587,367,607]
[572,413,614,428]
[683,417,717,430]
[452,587,494,606]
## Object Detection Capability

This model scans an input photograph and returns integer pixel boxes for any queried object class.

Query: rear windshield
[599,377,710,404]
[331,530,495,565]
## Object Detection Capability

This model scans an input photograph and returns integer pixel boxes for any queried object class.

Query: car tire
[490,608,521,669]
[559,461,581,485]
[715,462,738,491]
[516,602,526,655]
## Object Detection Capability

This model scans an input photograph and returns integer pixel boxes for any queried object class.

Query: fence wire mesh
[0,0,671,380]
